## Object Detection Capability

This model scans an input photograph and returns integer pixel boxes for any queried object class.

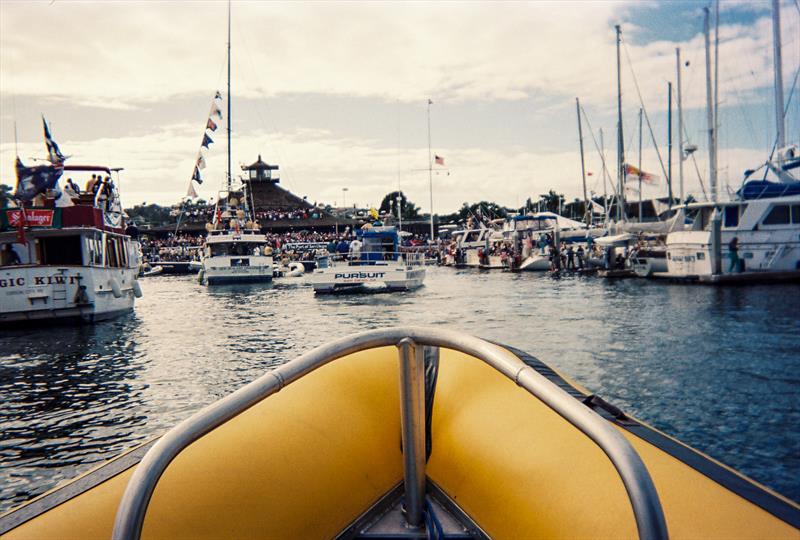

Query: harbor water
[1,268,798,512]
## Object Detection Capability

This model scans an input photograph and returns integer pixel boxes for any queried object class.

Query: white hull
[518,253,552,271]
[663,195,800,280]
[311,262,425,293]
[201,255,273,285]
[665,229,799,278]
[0,265,138,324]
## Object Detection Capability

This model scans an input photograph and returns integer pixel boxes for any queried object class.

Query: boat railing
[324,251,425,266]
[111,327,668,540]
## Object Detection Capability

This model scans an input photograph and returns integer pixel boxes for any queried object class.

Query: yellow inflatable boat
[1,327,798,539]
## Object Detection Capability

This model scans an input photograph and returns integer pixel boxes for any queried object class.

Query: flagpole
[427,98,434,242]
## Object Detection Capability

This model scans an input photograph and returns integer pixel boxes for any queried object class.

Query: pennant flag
[201,133,214,148]
[14,156,63,201]
[210,103,222,119]
[214,91,222,100]
[434,155,444,166]
[42,116,65,165]
[186,181,198,199]
[624,163,659,185]
[196,154,206,170]
[192,166,203,184]
[206,118,218,132]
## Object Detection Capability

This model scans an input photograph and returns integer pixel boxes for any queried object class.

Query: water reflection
[0,269,798,511]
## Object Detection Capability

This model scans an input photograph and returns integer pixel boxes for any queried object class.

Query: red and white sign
[6,209,55,227]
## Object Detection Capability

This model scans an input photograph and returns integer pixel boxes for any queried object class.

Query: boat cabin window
[792,205,800,224]
[105,235,128,268]
[210,242,264,257]
[0,242,32,266]
[723,206,739,228]
[762,204,790,225]
[85,235,104,266]
[361,235,397,261]
[40,235,83,266]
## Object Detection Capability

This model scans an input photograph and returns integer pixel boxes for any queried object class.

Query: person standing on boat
[566,244,575,270]
[85,174,97,193]
[576,245,585,269]
[728,237,741,273]
[336,238,349,260]
[349,238,362,262]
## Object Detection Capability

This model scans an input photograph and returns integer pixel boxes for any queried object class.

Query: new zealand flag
[14,157,63,202]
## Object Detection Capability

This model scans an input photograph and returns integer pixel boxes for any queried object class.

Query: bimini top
[736,180,800,201]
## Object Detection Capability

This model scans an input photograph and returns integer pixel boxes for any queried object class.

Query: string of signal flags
[186,92,222,198]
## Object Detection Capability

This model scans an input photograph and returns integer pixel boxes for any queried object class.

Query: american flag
[434,155,444,166]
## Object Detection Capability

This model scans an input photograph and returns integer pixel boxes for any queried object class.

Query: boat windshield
[209,242,267,257]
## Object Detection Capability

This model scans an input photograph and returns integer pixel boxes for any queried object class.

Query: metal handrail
[325,251,425,265]
[111,327,668,540]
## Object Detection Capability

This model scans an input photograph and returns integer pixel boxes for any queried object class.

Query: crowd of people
[253,208,324,221]
[140,234,204,262]
[139,228,436,265]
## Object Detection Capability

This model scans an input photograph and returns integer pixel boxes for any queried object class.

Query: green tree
[536,190,565,214]
[124,203,173,226]
[378,191,420,219]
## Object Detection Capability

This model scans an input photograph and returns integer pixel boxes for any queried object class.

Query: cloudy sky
[1,0,798,213]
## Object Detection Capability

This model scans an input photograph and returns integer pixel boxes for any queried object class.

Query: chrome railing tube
[397,338,426,527]
[112,326,668,540]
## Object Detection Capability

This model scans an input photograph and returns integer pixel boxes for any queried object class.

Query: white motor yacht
[311,226,425,293]
[200,226,273,285]
[1,165,142,324]
[663,193,800,282]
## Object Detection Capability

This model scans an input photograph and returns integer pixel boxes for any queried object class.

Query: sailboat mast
[576,98,589,225]
[226,0,232,194]
[601,128,608,220]
[676,47,684,203]
[771,0,785,153]
[638,108,642,221]
[703,7,717,202]
[713,0,719,199]
[615,24,625,222]
[668,82,673,212]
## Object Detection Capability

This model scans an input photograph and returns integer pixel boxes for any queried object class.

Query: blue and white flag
[14,157,63,202]
[42,116,65,165]
[192,166,203,184]
[201,133,214,149]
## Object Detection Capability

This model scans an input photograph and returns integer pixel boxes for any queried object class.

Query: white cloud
[1,1,796,210]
